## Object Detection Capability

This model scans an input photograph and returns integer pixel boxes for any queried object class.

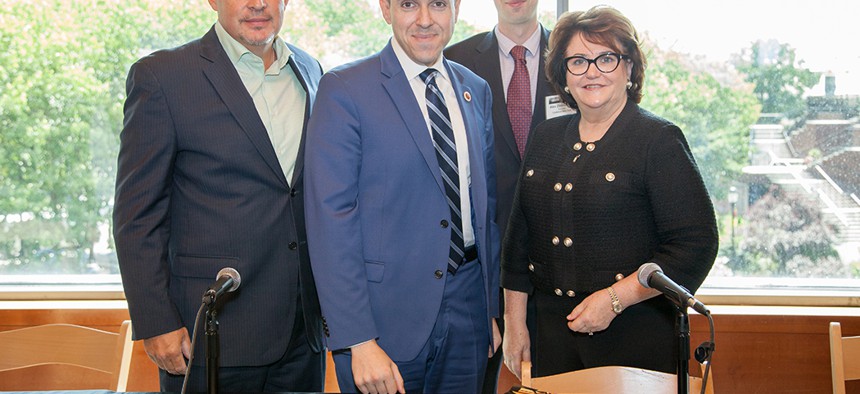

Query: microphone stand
[203,293,220,394]
[675,306,690,394]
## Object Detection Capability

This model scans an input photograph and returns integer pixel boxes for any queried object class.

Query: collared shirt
[215,21,306,183]
[390,39,475,248]
[496,24,542,110]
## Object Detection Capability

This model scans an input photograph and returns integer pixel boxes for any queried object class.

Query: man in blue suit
[113,0,324,391]
[304,0,501,392]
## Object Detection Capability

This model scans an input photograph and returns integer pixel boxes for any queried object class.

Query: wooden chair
[830,321,860,394]
[520,361,714,394]
[0,320,133,391]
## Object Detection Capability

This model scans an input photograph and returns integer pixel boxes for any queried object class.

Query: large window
[2,0,859,300]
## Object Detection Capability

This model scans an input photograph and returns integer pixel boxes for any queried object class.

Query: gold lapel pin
[463,91,472,102]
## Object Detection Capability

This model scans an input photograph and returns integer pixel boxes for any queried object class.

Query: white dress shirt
[391,39,475,248]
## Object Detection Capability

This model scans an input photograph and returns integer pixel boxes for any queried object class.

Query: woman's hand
[566,288,618,335]
[503,289,531,380]
[566,274,663,334]
[503,319,531,380]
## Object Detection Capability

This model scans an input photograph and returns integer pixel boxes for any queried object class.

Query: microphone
[637,262,709,315]
[204,267,241,303]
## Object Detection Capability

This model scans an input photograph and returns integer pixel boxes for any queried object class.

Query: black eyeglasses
[564,53,629,76]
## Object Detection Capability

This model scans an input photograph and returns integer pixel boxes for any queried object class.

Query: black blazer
[502,101,718,296]
[113,27,324,367]
[445,26,552,235]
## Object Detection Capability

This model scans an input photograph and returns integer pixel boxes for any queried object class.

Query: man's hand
[351,340,405,394]
[143,327,191,375]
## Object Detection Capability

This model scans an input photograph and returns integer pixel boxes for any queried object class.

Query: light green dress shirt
[215,22,306,183]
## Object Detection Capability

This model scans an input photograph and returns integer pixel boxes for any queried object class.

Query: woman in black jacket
[501,5,718,379]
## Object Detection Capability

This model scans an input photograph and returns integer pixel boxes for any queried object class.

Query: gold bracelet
[607,286,623,314]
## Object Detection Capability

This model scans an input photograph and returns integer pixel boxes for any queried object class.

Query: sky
[457,0,860,95]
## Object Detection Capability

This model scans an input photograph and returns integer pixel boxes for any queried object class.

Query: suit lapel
[380,43,447,194]
[445,60,488,221]
[286,49,318,188]
[532,26,552,129]
[198,28,290,188]
[474,32,521,162]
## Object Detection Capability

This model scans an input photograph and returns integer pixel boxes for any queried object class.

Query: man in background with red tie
[446,1,561,392]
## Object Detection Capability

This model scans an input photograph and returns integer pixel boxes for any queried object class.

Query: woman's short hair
[545,5,646,110]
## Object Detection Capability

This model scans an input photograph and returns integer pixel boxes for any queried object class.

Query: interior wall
[2,303,859,393]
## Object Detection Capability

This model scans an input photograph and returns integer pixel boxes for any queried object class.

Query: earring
[564,86,570,94]
[626,80,633,89]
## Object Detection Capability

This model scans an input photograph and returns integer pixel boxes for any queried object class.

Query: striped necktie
[420,68,465,274]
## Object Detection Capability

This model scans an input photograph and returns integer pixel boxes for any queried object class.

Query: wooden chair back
[0,320,133,391]
[830,321,860,394]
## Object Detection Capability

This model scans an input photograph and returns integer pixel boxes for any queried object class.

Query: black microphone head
[217,267,241,292]
[637,262,662,288]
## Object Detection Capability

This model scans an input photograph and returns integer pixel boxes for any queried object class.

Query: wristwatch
[607,286,623,314]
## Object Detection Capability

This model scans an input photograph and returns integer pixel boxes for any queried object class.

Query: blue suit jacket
[304,42,501,361]
[113,27,324,366]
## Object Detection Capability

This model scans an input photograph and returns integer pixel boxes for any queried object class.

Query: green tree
[1,0,108,273]
[0,0,211,274]
[733,40,820,119]
[2,0,480,275]
[284,0,481,68]
[538,9,557,30]
[283,0,389,66]
[641,47,760,200]
[732,185,845,277]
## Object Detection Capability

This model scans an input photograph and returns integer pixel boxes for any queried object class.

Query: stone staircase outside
[746,124,860,246]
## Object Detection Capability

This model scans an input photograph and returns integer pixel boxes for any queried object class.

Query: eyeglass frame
[564,52,630,76]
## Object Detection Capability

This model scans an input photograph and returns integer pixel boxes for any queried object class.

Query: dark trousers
[333,260,490,393]
[159,307,324,393]
[481,291,503,394]
[532,291,676,377]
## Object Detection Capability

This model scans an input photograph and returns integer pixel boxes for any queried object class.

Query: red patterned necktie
[507,45,532,158]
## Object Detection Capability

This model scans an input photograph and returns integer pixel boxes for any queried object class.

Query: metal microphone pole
[198,268,240,394]
[676,306,690,394]
[204,293,220,394]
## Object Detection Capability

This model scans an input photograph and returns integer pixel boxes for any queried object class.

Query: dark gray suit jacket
[113,26,323,367]
[445,26,552,235]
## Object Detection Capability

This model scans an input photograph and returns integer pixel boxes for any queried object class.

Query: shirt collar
[494,24,542,58]
[214,21,292,69]
[390,37,449,84]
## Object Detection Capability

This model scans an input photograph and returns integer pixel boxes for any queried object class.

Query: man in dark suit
[445,1,560,392]
[446,0,554,238]
[304,0,500,392]
[112,0,324,391]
